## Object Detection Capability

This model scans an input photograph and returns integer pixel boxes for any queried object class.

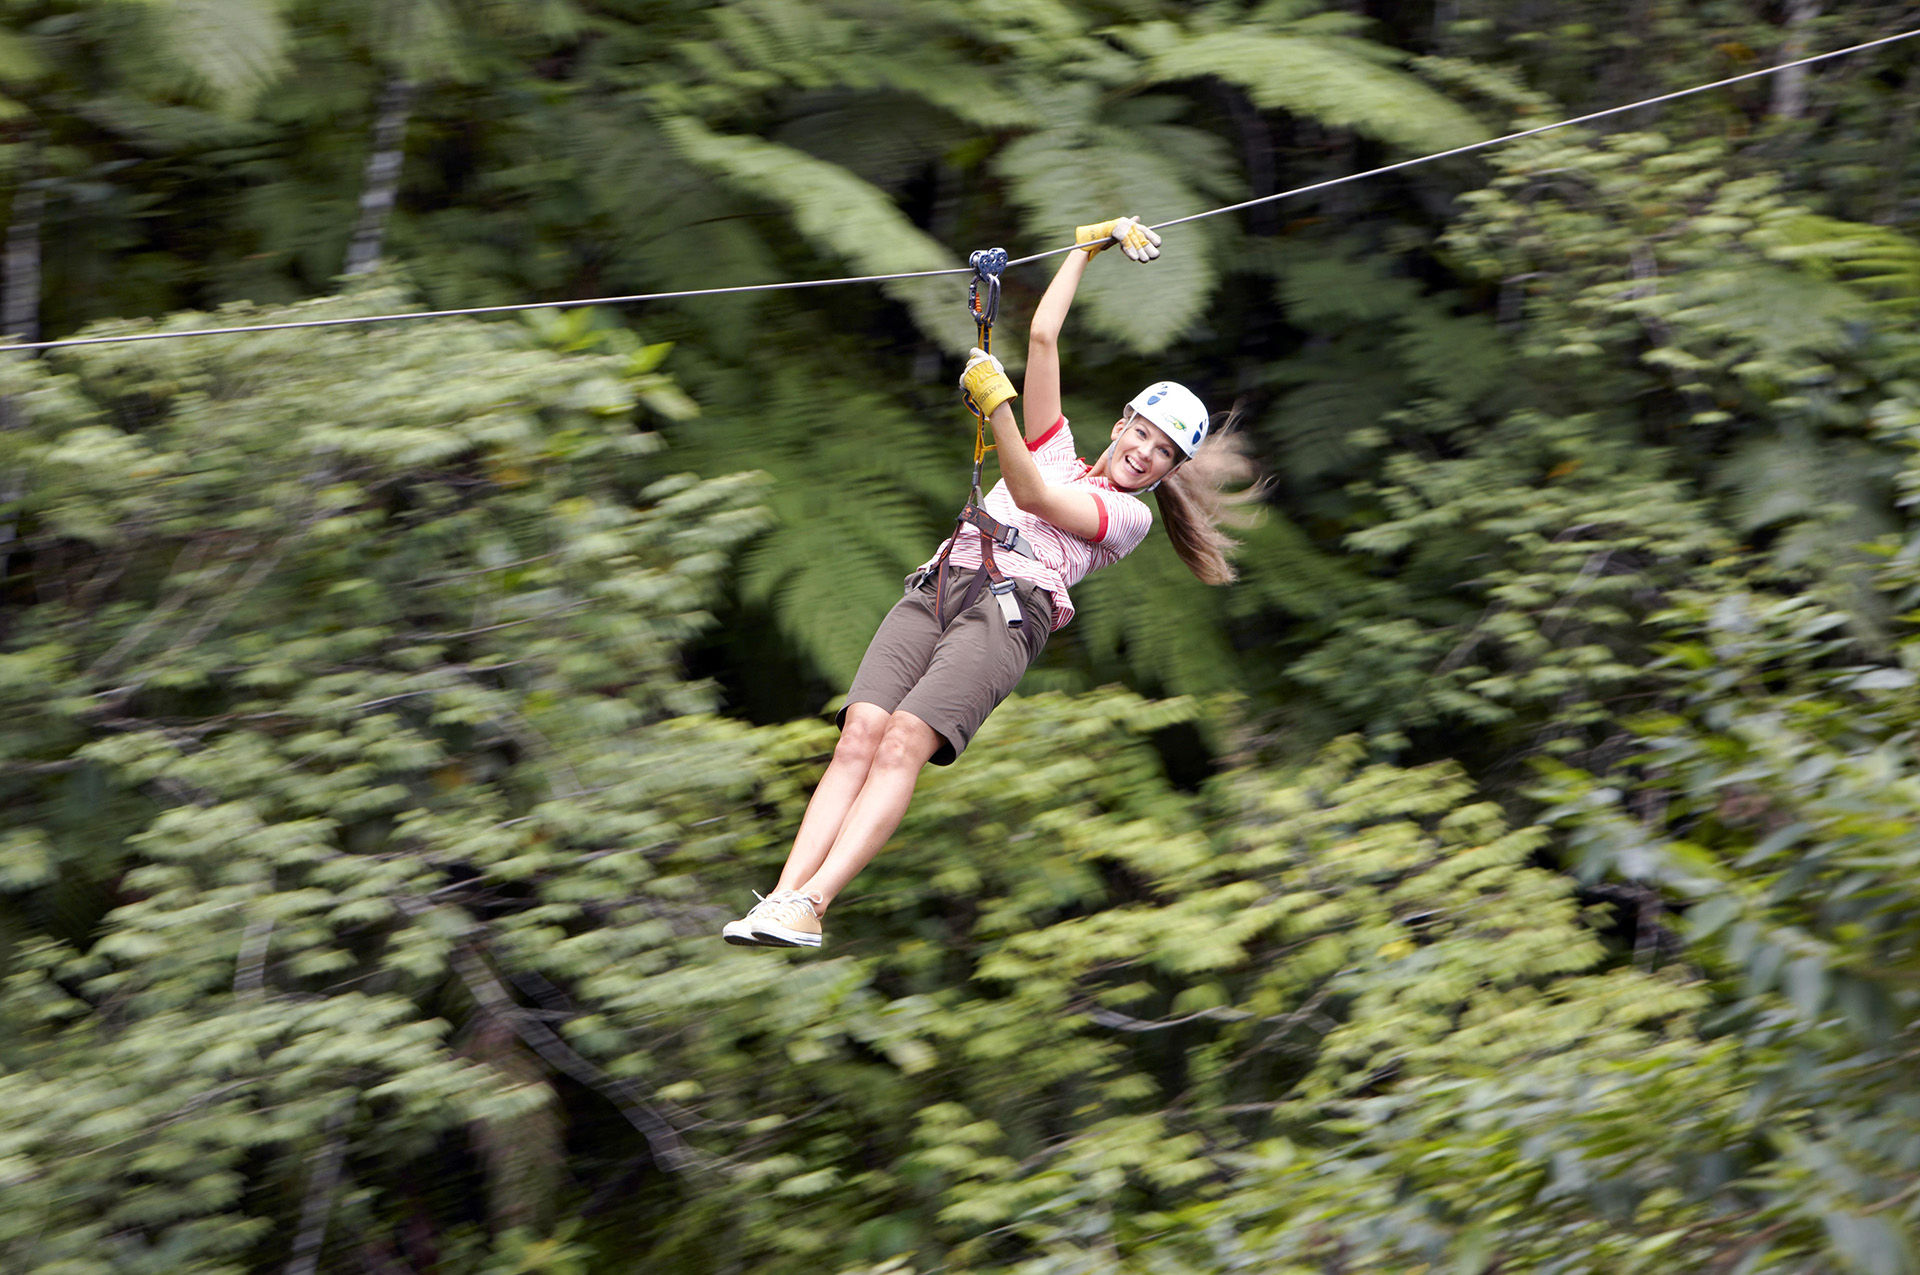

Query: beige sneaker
[722,892,792,946]
[749,892,824,949]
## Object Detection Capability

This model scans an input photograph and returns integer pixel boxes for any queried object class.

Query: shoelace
[745,889,792,915]
[768,892,821,921]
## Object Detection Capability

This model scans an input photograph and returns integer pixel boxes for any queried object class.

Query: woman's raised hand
[960,348,1017,418]
[1073,216,1162,262]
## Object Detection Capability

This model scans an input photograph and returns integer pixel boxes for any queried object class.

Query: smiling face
[1102,409,1181,491]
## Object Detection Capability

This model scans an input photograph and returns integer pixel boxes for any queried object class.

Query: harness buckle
[989,576,1025,628]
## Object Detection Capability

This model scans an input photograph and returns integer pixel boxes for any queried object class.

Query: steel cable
[6,25,1917,354]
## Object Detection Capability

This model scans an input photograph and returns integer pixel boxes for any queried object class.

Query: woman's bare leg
[797,709,941,909]
[772,702,891,896]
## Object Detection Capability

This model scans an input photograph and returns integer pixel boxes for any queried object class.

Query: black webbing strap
[957,505,1036,559]
[923,510,1028,630]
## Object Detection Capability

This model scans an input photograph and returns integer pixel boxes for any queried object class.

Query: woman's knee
[835,703,890,766]
[874,712,940,772]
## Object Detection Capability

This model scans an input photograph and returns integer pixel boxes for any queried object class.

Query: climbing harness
[913,247,1034,630]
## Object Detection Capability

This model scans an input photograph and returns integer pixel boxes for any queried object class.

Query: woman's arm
[961,219,1160,541]
[984,399,1104,541]
[1018,250,1090,445]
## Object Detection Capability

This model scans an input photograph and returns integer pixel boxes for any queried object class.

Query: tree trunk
[3,169,42,347]
[1218,84,1278,237]
[343,76,415,277]
[1771,0,1821,121]
[284,1099,352,1275]
[1,159,44,591]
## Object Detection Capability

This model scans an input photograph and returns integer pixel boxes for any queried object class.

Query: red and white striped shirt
[918,417,1153,631]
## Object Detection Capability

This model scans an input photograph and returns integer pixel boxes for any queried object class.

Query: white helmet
[1127,381,1210,460]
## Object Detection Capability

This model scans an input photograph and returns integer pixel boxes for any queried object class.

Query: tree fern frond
[1393,307,1513,405]
[1765,214,1920,315]
[774,93,970,193]
[1716,434,1899,542]
[542,111,791,322]
[655,115,960,340]
[71,94,273,153]
[686,1,1037,129]
[1652,262,1868,363]
[1136,30,1486,154]
[1266,369,1401,483]
[678,361,961,681]
[129,0,291,115]
[1408,54,1553,116]
[371,0,478,83]
[1066,544,1239,697]
[1274,244,1423,326]
[860,51,1043,131]
[1225,513,1374,623]
[997,106,1234,353]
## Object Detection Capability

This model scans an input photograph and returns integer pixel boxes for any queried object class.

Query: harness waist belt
[924,499,1038,630]
[957,505,1037,560]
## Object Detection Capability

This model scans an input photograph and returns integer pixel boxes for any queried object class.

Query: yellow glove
[1074,215,1162,262]
[960,347,1016,418]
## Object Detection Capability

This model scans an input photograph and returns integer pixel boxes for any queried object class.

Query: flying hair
[1153,407,1263,586]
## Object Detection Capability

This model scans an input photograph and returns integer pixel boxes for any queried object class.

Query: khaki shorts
[839,566,1054,765]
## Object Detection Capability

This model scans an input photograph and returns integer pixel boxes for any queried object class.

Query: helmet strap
[1144,456,1186,494]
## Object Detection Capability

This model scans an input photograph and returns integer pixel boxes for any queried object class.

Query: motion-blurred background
[5,3,1920,1271]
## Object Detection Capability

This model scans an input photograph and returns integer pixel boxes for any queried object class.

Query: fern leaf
[679,361,960,684]
[1135,29,1487,154]
[1656,262,1867,362]
[996,96,1237,353]
[127,0,291,115]
[1068,545,1240,697]
[656,114,961,341]
[1767,214,1920,315]
[697,1,1039,130]
[371,0,476,84]
[1266,370,1401,483]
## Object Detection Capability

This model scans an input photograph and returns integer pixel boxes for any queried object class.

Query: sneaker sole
[750,922,823,948]
[722,925,770,946]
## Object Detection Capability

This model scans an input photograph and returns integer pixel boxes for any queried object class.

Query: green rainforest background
[10,1,1920,1271]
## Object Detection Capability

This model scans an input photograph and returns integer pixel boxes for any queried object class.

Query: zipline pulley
[968,248,1007,351]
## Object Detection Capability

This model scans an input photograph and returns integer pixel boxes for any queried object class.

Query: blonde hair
[1154,410,1261,586]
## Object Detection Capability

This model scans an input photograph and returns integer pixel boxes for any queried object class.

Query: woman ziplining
[723,214,1253,950]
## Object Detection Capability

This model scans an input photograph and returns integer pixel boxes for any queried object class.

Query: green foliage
[1261,126,1920,755]
[10,294,1901,1271]
[7,0,1511,702]
[668,346,959,687]
[994,92,1239,353]
[1537,578,1920,1269]
[0,290,766,1271]
[1131,14,1487,155]
[656,114,963,345]
[13,2,1920,1270]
